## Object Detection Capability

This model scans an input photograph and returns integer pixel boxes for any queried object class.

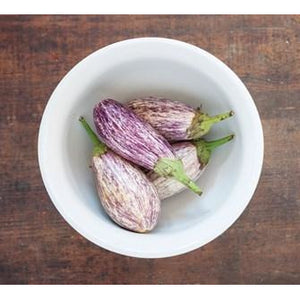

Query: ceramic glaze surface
[38,38,264,258]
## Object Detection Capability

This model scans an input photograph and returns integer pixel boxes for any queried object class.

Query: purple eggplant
[93,99,202,196]
[147,135,234,200]
[127,96,234,141]
[79,117,160,233]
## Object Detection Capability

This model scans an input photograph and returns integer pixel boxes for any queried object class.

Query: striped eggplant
[127,96,234,141]
[147,134,234,200]
[79,117,160,233]
[93,99,202,196]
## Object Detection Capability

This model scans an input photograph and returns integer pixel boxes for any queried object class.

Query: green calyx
[79,116,107,156]
[154,158,203,196]
[193,134,234,167]
[188,109,234,139]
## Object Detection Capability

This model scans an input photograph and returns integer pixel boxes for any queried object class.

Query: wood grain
[0,15,299,284]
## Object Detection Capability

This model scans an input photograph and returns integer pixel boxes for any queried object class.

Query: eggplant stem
[205,134,234,151]
[154,158,203,196]
[204,111,234,126]
[79,116,107,156]
[189,110,234,139]
[193,134,234,167]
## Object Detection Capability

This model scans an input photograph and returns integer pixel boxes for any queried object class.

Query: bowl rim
[38,37,264,258]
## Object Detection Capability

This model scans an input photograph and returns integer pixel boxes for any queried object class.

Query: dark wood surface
[0,15,299,284]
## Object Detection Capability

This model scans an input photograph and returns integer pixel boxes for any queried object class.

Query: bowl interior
[39,38,263,258]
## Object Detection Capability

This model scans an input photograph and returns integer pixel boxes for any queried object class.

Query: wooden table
[0,15,299,284]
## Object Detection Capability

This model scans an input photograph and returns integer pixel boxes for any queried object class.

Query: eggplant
[79,117,160,233]
[147,135,234,200]
[127,96,234,141]
[93,99,202,196]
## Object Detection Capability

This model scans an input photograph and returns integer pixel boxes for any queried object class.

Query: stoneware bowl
[38,38,264,258]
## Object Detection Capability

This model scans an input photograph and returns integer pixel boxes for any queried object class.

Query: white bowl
[38,38,264,258]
